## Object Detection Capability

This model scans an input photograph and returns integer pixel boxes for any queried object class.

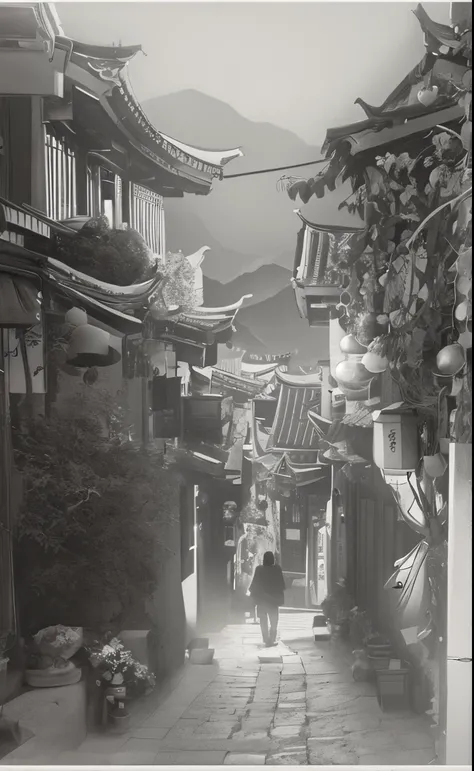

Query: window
[292,507,301,524]
[45,125,76,221]
[131,184,165,255]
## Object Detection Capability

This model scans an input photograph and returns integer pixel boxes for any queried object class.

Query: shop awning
[0,272,41,328]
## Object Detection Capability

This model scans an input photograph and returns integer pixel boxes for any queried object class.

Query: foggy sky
[57,2,451,145]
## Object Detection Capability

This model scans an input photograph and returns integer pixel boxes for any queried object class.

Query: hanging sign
[241,351,292,365]
[5,325,46,394]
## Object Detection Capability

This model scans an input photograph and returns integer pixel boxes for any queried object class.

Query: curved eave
[320,101,461,157]
[186,246,210,271]
[61,36,143,63]
[48,279,143,336]
[413,3,459,48]
[295,210,365,234]
[160,132,243,168]
[189,295,253,315]
[292,283,308,320]
[241,362,279,376]
[65,55,243,194]
[274,366,323,387]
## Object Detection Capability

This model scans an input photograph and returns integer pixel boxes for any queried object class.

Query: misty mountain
[230,321,267,354]
[237,285,330,364]
[203,264,292,308]
[164,208,264,283]
[144,90,359,283]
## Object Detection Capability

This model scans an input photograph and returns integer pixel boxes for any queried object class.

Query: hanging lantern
[65,307,88,327]
[66,324,121,368]
[223,501,238,523]
[339,334,367,355]
[335,359,372,387]
[361,351,389,374]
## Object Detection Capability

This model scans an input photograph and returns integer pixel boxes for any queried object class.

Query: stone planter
[25,661,82,688]
[190,648,214,665]
[375,666,411,711]
[367,654,391,671]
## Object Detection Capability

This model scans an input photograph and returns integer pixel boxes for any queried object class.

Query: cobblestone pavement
[54,611,437,765]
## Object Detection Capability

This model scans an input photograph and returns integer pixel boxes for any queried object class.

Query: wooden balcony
[0,198,51,248]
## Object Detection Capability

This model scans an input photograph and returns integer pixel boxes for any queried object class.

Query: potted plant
[85,636,155,731]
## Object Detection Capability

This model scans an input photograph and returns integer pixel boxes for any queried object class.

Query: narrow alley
[54,611,436,766]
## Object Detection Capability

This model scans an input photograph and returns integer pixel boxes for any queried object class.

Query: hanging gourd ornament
[339,334,367,355]
[435,343,466,376]
[417,85,439,107]
[361,351,389,373]
[65,307,88,327]
[335,359,372,387]
[66,324,121,368]
[423,453,448,478]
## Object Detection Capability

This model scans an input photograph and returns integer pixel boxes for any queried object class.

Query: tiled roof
[267,381,322,451]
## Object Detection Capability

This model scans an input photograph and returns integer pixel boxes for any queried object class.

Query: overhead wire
[222,157,329,179]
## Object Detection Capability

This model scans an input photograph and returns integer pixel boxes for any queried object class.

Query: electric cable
[222,157,328,179]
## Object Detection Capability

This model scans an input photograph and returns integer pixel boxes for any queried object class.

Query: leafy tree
[13,389,178,634]
[53,215,157,286]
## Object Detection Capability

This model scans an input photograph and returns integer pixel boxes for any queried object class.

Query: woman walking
[249,552,286,647]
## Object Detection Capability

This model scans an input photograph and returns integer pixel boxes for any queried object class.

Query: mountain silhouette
[143,90,359,283]
[164,208,263,283]
[237,285,330,364]
[203,264,292,308]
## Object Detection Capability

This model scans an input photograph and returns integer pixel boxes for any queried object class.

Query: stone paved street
[54,612,437,765]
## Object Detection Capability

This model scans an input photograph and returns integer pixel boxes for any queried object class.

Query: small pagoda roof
[56,36,243,197]
[292,214,364,287]
[210,368,268,400]
[295,211,365,234]
[267,373,322,452]
[146,295,250,348]
[274,367,323,388]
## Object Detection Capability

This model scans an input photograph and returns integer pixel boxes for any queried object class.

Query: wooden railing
[0,196,51,247]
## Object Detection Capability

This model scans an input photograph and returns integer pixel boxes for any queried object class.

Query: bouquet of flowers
[85,637,156,698]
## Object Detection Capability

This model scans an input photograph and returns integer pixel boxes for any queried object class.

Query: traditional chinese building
[0,0,246,712]
[291,212,365,327]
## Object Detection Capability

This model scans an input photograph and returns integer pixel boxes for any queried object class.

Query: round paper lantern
[361,351,389,373]
[65,307,88,327]
[436,344,466,376]
[417,85,439,107]
[339,334,367,355]
[423,453,447,479]
[66,324,121,368]
[335,359,372,387]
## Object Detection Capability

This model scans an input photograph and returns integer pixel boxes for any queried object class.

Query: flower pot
[190,648,215,665]
[108,705,130,734]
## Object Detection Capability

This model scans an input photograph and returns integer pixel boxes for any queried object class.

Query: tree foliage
[53,215,157,286]
[160,252,199,311]
[13,389,178,633]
